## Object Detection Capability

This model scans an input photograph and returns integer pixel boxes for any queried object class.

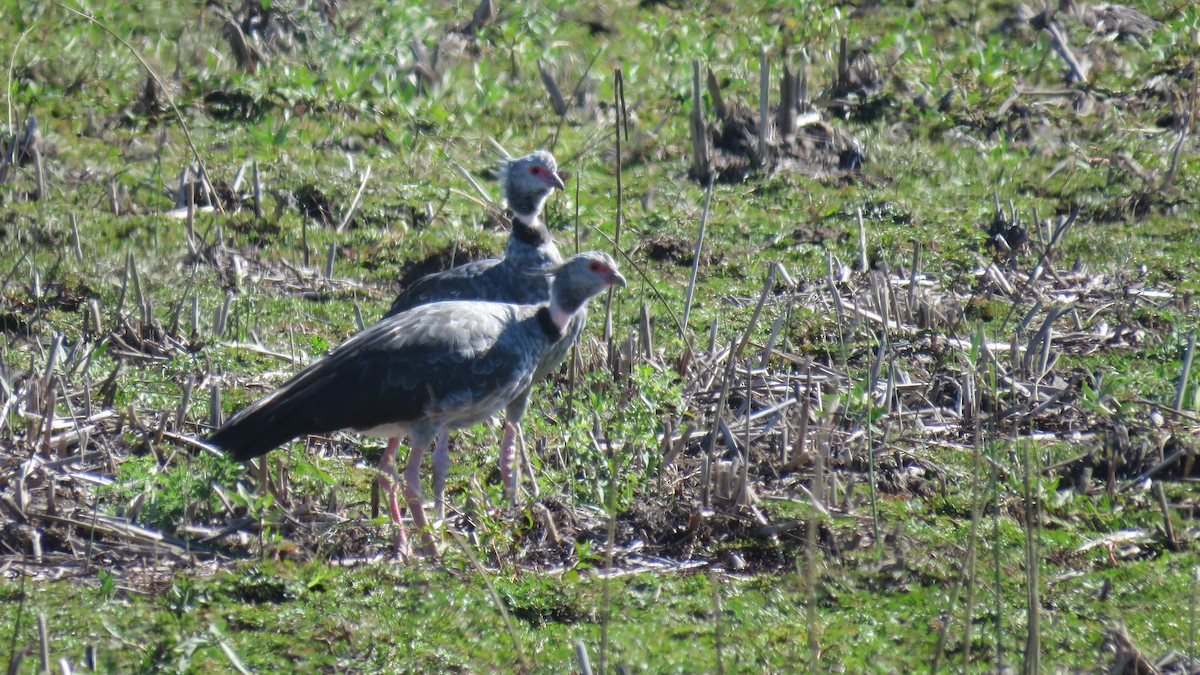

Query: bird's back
[385,257,501,318]
[384,234,561,317]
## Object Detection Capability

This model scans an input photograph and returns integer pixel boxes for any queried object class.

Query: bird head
[581,252,626,289]
[501,150,565,219]
[548,251,626,317]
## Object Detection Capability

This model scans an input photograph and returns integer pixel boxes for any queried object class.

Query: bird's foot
[417,539,438,559]
[404,492,439,559]
[391,526,410,560]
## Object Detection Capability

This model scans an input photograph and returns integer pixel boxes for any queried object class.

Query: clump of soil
[690,44,867,184]
[394,241,495,289]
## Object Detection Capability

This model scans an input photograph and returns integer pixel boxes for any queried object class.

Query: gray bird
[385,150,565,316]
[209,251,625,555]
[383,150,574,517]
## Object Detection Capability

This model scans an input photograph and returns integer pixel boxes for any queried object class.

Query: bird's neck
[536,306,566,341]
[508,212,551,248]
[547,281,596,329]
[508,188,549,224]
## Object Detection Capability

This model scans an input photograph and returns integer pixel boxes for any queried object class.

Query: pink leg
[432,429,450,521]
[378,437,408,556]
[516,424,540,500]
[402,441,436,556]
[499,421,518,503]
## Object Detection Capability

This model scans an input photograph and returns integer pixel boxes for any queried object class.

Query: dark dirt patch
[792,222,849,246]
[221,570,303,604]
[1055,415,1200,490]
[314,127,396,153]
[393,241,495,289]
[642,233,704,267]
[499,580,585,626]
[706,107,866,184]
[952,99,1065,149]
[227,215,282,248]
[859,200,914,226]
[693,52,867,184]
[0,312,30,334]
[3,280,94,315]
[985,205,1030,259]
[129,73,168,121]
[108,316,205,362]
[353,200,428,238]
[204,89,268,121]
[293,184,337,225]
[1088,189,1190,224]
[826,39,891,123]
[175,177,252,213]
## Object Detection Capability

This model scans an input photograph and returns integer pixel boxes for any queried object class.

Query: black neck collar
[535,306,562,341]
[511,214,549,246]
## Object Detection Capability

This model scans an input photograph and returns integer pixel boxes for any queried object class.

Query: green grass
[3,525,1193,672]
[3,0,1200,672]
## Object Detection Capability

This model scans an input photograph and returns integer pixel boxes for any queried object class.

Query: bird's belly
[432,380,530,428]
[352,377,531,439]
[351,421,410,438]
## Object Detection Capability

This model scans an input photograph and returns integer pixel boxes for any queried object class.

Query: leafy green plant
[164,575,208,620]
[95,568,117,602]
[99,453,243,532]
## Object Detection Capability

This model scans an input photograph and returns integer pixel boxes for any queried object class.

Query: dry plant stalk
[682,174,715,333]
[756,47,769,168]
[705,67,727,120]
[538,61,568,116]
[466,0,497,33]
[778,63,795,140]
[690,60,712,179]
[1040,18,1088,83]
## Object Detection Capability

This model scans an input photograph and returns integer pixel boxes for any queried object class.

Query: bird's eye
[529,166,542,176]
[588,262,603,272]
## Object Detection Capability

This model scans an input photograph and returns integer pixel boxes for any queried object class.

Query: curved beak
[547,171,566,191]
[608,270,627,288]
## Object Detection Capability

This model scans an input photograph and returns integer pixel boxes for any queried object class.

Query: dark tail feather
[208,412,307,462]
[207,364,343,462]
[207,311,422,462]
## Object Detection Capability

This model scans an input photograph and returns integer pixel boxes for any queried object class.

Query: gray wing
[210,302,538,461]
[385,257,559,319]
[385,258,502,318]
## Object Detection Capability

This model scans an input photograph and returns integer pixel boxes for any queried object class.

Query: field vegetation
[1,0,1199,671]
